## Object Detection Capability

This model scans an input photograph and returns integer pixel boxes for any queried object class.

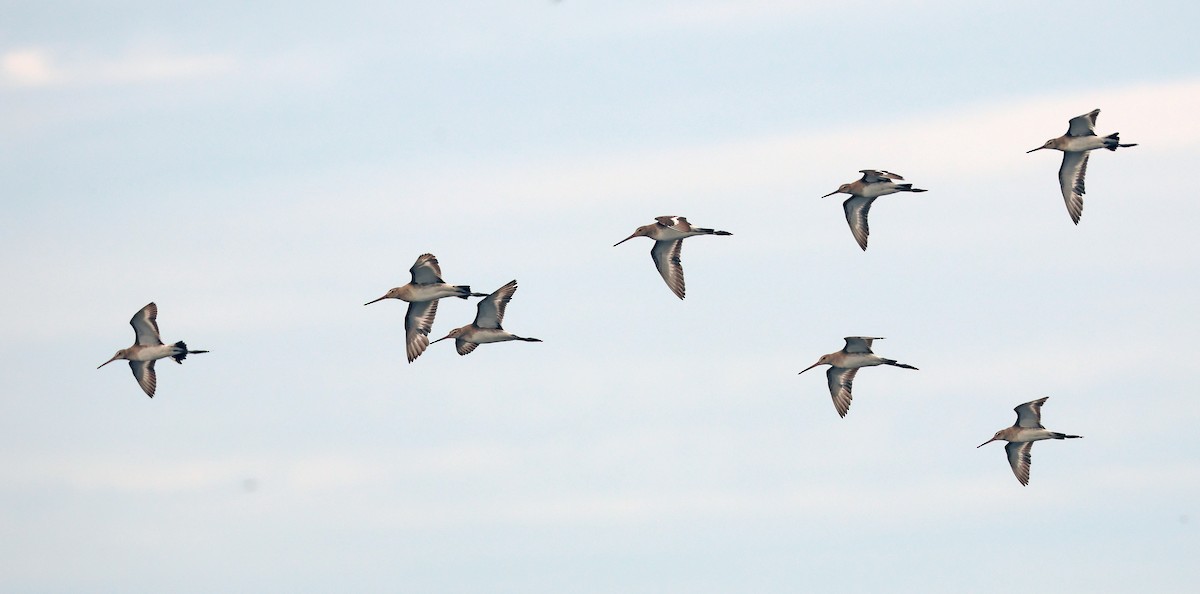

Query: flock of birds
[99,109,1135,486]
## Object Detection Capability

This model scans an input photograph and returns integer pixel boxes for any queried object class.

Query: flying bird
[978,397,1082,486]
[613,216,732,299]
[1027,109,1137,224]
[432,280,542,355]
[98,303,208,398]
[364,253,487,362]
[798,337,918,417]
[821,170,926,251]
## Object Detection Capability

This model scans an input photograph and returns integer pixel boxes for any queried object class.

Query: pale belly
[839,353,884,369]
[129,344,177,361]
[1011,428,1055,442]
[861,183,900,199]
[468,328,516,343]
[404,284,462,302]
[1061,136,1106,152]
[651,226,707,241]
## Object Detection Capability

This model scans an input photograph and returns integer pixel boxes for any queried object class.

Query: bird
[821,170,926,251]
[613,216,732,299]
[798,337,918,417]
[364,253,487,362]
[431,280,542,355]
[978,397,1082,486]
[98,303,208,398]
[1027,109,1137,224]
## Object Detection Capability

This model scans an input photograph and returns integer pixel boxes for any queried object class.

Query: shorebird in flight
[1027,109,1137,224]
[432,280,542,355]
[798,337,918,417]
[614,216,732,299]
[364,253,486,362]
[98,303,208,398]
[978,397,1082,486]
[821,170,926,251]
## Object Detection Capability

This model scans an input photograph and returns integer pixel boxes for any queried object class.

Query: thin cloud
[258,77,1200,225]
[0,49,61,87]
[0,46,236,88]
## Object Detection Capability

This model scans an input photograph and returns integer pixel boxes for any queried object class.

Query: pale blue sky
[2,1,1199,592]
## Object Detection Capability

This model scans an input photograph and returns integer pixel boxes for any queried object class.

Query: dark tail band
[454,285,490,298]
[172,341,209,364]
[1104,132,1138,151]
[883,359,919,370]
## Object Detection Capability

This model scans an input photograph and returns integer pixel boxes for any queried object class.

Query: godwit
[978,397,1082,486]
[431,280,542,355]
[98,303,208,398]
[821,170,926,251]
[798,337,918,417]
[1027,109,1137,224]
[364,253,487,362]
[613,216,732,299]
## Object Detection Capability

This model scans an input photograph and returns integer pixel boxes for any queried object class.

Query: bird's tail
[896,183,927,193]
[697,227,733,236]
[1104,132,1137,151]
[883,358,919,370]
[171,341,209,364]
[455,285,489,299]
[515,336,543,342]
[1051,432,1083,439]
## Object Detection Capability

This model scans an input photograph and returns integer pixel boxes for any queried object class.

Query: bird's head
[613,225,655,246]
[1027,138,1057,153]
[364,287,403,306]
[798,353,835,374]
[977,430,1006,448]
[98,349,127,369]
[431,327,467,344]
[821,183,852,198]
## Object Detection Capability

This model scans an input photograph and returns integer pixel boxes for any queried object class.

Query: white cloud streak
[0,46,236,88]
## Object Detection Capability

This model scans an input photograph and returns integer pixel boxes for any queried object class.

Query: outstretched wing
[843,196,875,251]
[651,239,685,299]
[859,169,904,183]
[1005,441,1033,486]
[1067,109,1098,137]
[130,303,163,346]
[1058,151,1088,225]
[130,360,157,398]
[403,300,438,363]
[409,253,445,284]
[456,338,479,356]
[474,280,518,329]
[1013,397,1047,429]
[827,366,858,418]
[842,337,880,354]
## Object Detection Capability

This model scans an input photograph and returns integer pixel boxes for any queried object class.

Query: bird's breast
[1061,136,1105,152]
[469,328,515,343]
[128,345,175,361]
[404,284,461,302]
[838,353,883,369]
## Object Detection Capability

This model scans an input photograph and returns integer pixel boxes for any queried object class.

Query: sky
[2,1,1199,592]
